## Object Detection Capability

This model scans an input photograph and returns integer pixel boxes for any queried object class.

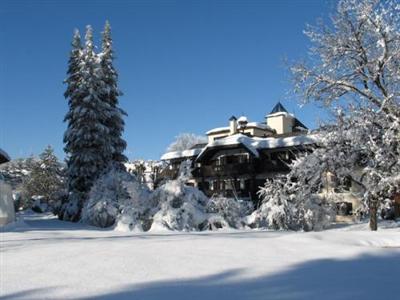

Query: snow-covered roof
[198,134,261,159]
[196,133,318,161]
[160,148,203,161]
[161,133,318,161]
[0,148,10,163]
[206,126,230,135]
[206,122,272,135]
[246,122,271,130]
[250,134,318,149]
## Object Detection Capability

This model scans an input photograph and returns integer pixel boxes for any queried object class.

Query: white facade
[0,180,15,226]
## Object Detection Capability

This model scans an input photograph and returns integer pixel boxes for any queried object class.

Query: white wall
[0,181,15,226]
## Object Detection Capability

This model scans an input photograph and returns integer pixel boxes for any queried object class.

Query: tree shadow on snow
[3,252,400,300]
[82,252,400,300]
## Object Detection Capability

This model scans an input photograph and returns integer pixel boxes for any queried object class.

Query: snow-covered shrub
[114,176,152,231]
[148,160,253,231]
[248,179,293,230]
[150,180,209,231]
[206,196,253,229]
[251,152,337,232]
[296,195,336,231]
[251,183,335,231]
[82,168,132,228]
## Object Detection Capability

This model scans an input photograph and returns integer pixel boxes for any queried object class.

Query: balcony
[159,167,179,180]
[193,161,287,178]
[193,163,255,177]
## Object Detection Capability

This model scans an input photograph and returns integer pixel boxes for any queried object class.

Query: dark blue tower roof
[270,102,288,114]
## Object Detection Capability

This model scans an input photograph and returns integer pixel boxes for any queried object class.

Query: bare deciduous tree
[291,0,400,230]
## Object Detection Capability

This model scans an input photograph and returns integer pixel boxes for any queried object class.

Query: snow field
[1,212,400,299]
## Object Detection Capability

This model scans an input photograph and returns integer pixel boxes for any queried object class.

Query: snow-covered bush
[248,178,293,230]
[296,195,336,231]
[150,180,209,231]
[80,165,152,230]
[206,196,253,229]
[82,160,247,232]
[82,168,132,228]
[148,159,254,231]
[114,176,152,231]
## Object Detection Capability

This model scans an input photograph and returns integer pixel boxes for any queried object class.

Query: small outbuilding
[0,148,15,227]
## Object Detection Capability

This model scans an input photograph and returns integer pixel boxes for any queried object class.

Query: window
[240,179,245,190]
[219,181,224,190]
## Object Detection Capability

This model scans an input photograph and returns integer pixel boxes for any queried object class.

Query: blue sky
[0,0,334,161]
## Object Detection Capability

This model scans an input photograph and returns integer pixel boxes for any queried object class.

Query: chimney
[229,116,237,135]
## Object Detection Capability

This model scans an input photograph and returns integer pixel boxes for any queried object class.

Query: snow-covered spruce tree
[22,146,65,211]
[62,26,113,221]
[291,0,400,230]
[100,21,127,169]
[62,28,83,221]
[166,133,207,152]
[63,29,82,114]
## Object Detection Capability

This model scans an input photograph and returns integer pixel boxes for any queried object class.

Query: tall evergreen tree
[100,21,127,168]
[62,26,113,221]
[63,29,82,109]
[62,29,83,221]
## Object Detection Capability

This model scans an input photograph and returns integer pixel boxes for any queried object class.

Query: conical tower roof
[270,102,288,114]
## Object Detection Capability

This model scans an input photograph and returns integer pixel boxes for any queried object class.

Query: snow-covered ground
[1,212,400,300]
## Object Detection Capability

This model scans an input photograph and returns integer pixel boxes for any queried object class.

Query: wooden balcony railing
[193,161,287,178]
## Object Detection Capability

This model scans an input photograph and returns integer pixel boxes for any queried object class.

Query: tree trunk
[369,203,378,231]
